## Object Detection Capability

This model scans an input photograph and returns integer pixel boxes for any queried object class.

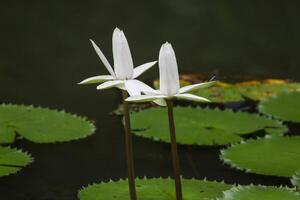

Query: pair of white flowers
[79,28,215,105]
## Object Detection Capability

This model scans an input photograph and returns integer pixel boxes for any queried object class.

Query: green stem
[166,99,183,200]
[122,90,137,200]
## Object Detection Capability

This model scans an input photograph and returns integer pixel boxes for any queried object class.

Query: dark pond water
[1,1,300,199]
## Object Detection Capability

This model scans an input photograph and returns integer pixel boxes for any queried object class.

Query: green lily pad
[0,146,33,177]
[291,171,300,187]
[0,128,16,144]
[0,104,95,143]
[78,178,232,200]
[130,107,287,146]
[259,91,300,123]
[219,185,300,200]
[220,136,300,177]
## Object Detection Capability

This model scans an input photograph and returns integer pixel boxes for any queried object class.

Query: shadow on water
[1,0,300,199]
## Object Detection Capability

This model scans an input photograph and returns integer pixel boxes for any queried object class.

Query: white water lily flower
[126,42,215,106]
[78,27,157,96]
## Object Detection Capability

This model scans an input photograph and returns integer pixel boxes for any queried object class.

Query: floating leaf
[221,136,300,177]
[0,104,95,143]
[0,128,16,144]
[0,146,33,177]
[291,171,300,187]
[259,91,300,123]
[78,178,231,200]
[219,185,300,200]
[130,107,287,146]
[154,79,300,103]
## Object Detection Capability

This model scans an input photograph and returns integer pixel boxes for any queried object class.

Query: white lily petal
[126,94,166,103]
[90,39,115,77]
[179,81,216,94]
[153,99,167,106]
[174,93,210,102]
[112,28,134,79]
[143,89,161,95]
[96,80,124,90]
[133,61,157,78]
[159,42,180,96]
[78,75,114,85]
[124,80,154,96]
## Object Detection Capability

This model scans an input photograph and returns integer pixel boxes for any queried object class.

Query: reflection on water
[0,0,298,199]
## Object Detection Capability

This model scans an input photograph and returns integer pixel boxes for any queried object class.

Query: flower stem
[166,99,182,200]
[122,90,137,200]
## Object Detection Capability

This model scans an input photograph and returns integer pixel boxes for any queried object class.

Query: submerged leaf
[0,104,95,143]
[0,146,33,177]
[154,79,300,103]
[130,107,286,146]
[219,185,300,200]
[220,136,300,177]
[194,80,300,103]
[78,178,231,200]
[259,91,300,123]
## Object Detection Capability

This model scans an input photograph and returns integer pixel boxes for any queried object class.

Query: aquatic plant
[220,136,300,177]
[259,91,300,122]
[78,27,156,200]
[0,104,95,144]
[0,146,33,177]
[78,177,231,200]
[218,185,300,200]
[130,107,286,146]
[127,43,214,200]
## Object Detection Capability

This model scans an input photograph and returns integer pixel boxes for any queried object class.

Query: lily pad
[0,104,95,143]
[130,107,287,146]
[220,136,300,177]
[0,128,16,144]
[78,178,232,200]
[259,91,300,123]
[219,185,300,200]
[154,79,300,103]
[0,146,33,177]
[291,171,300,187]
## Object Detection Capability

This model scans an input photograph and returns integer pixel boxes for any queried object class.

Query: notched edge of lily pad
[258,92,300,123]
[78,176,233,200]
[217,184,300,200]
[130,106,288,146]
[0,146,34,177]
[130,106,241,146]
[0,103,97,144]
[219,135,285,174]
